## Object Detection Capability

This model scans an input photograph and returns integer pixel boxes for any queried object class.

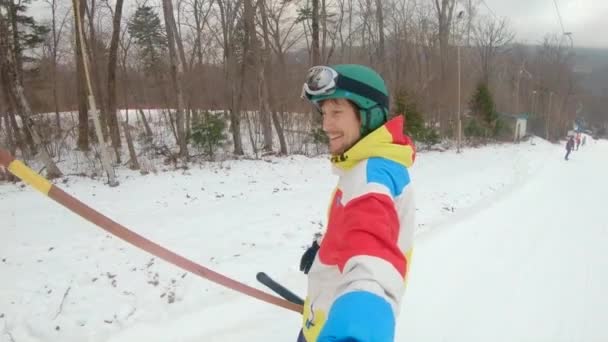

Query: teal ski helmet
[303,64,389,136]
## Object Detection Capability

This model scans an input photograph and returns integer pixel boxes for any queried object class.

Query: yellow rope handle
[8,160,53,195]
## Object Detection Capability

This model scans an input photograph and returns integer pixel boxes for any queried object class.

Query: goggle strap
[336,74,389,111]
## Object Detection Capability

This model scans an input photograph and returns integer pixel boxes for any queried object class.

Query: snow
[2,137,607,341]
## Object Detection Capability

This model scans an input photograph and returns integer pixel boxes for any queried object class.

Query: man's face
[321,99,361,155]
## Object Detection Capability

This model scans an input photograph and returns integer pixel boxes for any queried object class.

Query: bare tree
[258,0,287,154]
[83,0,110,140]
[311,0,320,64]
[0,81,17,155]
[375,0,385,69]
[242,0,273,152]
[187,0,214,101]
[162,0,189,160]
[433,0,456,81]
[74,0,89,151]
[189,0,215,68]
[43,0,70,136]
[473,16,514,85]
[5,0,36,152]
[216,0,244,155]
[73,0,118,186]
[0,7,63,179]
[266,0,303,62]
[106,0,125,157]
[116,20,141,169]
[532,34,574,140]
[0,52,25,157]
[122,119,140,170]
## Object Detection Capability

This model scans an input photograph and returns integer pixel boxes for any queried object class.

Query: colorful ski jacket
[301,116,416,342]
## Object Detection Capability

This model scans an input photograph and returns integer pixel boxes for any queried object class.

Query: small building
[497,112,529,142]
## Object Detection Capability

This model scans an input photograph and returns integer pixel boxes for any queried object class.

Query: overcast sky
[27,0,608,49]
[483,0,608,48]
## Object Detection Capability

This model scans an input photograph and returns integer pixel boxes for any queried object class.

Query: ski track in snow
[2,138,606,341]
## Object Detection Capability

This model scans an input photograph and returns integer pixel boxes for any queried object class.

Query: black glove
[300,240,320,274]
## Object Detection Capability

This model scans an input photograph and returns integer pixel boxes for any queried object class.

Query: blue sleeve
[366,157,410,198]
[317,291,395,342]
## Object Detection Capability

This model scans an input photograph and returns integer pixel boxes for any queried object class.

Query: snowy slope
[2,138,604,341]
[399,138,608,342]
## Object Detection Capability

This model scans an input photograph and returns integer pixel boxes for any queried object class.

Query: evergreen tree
[469,82,498,137]
[470,82,497,127]
[394,90,439,145]
[0,0,49,67]
[128,6,167,72]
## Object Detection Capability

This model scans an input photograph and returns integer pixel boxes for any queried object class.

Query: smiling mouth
[328,135,343,141]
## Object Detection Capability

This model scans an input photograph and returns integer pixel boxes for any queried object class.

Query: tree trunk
[434,0,456,135]
[258,70,273,152]
[3,114,15,155]
[0,56,36,155]
[83,0,110,140]
[311,0,320,65]
[122,120,140,170]
[245,0,272,152]
[162,0,189,160]
[258,0,287,154]
[231,53,245,155]
[217,0,243,155]
[375,0,385,72]
[0,10,35,156]
[74,0,89,151]
[106,0,125,154]
[50,0,61,137]
[8,111,25,156]
[1,76,25,155]
[243,111,258,158]
[17,111,37,154]
[193,0,204,66]
[435,0,455,81]
[186,108,192,142]
[0,90,16,155]
[171,0,192,141]
[73,0,118,186]
[321,0,326,62]
[138,109,154,139]
[348,0,353,62]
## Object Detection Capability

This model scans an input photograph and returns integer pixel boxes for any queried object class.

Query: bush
[470,82,497,126]
[469,82,505,139]
[310,127,328,145]
[464,117,486,138]
[422,128,441,146]
[494,117,511,140]
[394,90,439,146]
[190,111,227,159]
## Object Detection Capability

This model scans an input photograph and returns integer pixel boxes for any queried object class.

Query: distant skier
[565,136,575,160]
[298,64,416,342]
[576,133,581,150]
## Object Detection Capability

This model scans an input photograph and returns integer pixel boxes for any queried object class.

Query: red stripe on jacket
[319,190,407,278]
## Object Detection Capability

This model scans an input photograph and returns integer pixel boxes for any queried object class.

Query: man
[298,64,416,342]
[565,136,575,160]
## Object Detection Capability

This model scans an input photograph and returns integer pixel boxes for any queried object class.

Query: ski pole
[256,272,305,306]
[0,148,303,314]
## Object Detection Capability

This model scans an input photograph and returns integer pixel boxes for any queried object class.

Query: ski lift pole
[0,148,303,314]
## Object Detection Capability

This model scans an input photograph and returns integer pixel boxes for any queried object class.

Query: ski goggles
[301,66,389,111]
